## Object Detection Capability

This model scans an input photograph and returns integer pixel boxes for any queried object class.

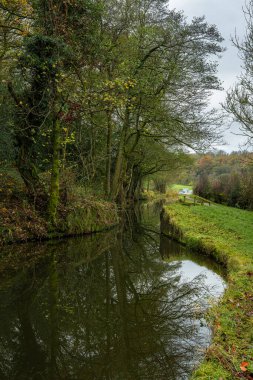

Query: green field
[163,202,253,379]
[170,184,193,192]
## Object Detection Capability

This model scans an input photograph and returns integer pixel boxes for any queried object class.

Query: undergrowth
[0,172,118,244]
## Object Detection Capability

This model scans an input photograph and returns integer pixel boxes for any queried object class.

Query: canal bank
[0,202,225,380]
[161,203,253,380]
[0,198,119,245]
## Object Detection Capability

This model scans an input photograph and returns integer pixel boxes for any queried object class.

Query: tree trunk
[9,82,46,207]
[17,148,40,197]
[48,119,61,226]
[147,178,150,192]
[110,107,130,201]
[126,165,141,201]
[16,136,46,208]
[105,111,112,197]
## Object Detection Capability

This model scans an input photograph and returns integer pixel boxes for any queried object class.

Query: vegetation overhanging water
[0,202,225,380]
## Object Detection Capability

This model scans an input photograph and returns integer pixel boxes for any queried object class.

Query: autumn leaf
[240,361,249,372]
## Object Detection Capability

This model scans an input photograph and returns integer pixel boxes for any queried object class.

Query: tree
[0,0,224,220]
[89,1,224,202]
[224,1,253,145]
[0,0,32,168]
[4,0,102,223]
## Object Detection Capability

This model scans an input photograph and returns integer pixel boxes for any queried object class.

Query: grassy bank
[161,203,253,380]
[0,170,119,245]
[0,197,118,245]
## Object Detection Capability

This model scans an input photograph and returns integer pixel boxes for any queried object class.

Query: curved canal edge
[161,203,253,380]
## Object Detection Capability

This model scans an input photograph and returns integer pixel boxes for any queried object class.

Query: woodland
[0,0,225,229]
[176,151,253,210]
[1,0,253,230]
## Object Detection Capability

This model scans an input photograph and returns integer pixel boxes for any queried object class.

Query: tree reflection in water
[0,203,223,380]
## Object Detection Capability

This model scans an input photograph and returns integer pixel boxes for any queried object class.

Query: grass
[169,183,193,192]
[162,202,253,380]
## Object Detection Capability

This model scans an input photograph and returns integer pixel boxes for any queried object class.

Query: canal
[0,201,225,380]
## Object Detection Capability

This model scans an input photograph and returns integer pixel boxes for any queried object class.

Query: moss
[193,361,231,380]
[162,203,253,380]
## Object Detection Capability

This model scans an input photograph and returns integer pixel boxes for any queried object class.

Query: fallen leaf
[240,361,249,372]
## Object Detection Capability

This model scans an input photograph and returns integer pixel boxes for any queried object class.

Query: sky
[168,0,248,152]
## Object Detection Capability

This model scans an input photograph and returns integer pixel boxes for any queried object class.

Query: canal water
[0,202,225,380]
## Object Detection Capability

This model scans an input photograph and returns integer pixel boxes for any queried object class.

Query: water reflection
[0,203,225,380]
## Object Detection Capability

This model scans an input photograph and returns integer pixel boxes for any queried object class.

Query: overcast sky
[168,0,248,152]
